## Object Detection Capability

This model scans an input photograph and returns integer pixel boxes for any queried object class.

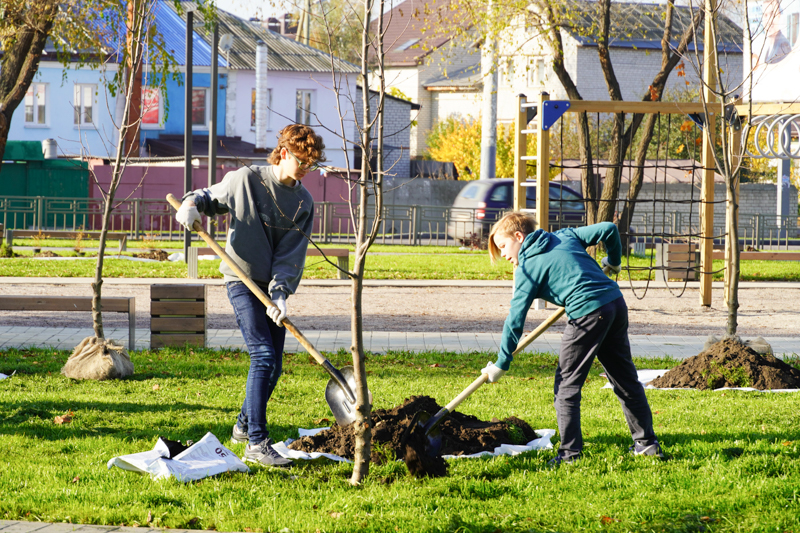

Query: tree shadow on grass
[0,398,280,443]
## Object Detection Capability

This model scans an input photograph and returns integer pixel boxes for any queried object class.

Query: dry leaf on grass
[152,384,160,391]
[54,411,74,424]
[329,512,343,519]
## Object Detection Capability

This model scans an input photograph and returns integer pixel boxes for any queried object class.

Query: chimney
[255,40,268,151]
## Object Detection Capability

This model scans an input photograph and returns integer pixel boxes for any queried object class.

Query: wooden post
[536,91,550,231]
[513,94,527,212]
[699,0,717,307]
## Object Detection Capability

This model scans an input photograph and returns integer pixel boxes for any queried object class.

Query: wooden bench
[150,284,206,349]
[655,243,699,281]
[4,229,128,252]
[0,296,136,351]
[187,246,350,280]
[711,251,800,261]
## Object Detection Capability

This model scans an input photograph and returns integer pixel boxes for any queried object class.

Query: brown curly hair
[268,124,326,166]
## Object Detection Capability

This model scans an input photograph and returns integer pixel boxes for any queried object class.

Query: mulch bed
[648,338,800,390]
[133,249,170,261]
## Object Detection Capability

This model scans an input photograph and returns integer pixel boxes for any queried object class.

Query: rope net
[537,111,727,299]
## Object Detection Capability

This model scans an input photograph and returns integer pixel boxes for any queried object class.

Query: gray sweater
[184,165,314,299]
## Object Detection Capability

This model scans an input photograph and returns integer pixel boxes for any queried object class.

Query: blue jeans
[227,281,287,445]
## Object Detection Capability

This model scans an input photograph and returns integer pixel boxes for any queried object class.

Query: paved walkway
[0,325,797,359]
[0,521,211,533]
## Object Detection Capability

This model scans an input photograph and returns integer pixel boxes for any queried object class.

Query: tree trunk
[0,4,57,173]
[91,0,146,340]
[349,0,377,485]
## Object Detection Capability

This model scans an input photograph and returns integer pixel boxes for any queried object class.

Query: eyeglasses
[285,148,320,171]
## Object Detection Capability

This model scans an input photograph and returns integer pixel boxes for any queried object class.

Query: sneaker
[630,441,665,458]
[547,454,579,468]
[231,424,248,444]
[244,439,293,468]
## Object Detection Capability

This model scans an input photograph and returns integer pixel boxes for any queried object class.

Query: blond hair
[268,124,326,166]
[487,212,536,264]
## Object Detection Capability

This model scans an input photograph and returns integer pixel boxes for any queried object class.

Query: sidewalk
[0,325,797,359]
[0,520,217,533]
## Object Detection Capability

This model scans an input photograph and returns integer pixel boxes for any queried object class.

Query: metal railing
[0,195,797,249]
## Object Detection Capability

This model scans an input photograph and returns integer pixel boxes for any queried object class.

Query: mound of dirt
[34,250,59,257]
[134,249,170,261]
[288,395,539,464]
[648,338,800,390]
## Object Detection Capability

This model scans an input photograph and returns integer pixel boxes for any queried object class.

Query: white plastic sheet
[107,432,249,482]
[274,427,556,463]
[601,369,800,393]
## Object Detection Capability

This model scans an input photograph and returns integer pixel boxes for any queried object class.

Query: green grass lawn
[1,347,799,532]
[2,247,799,282]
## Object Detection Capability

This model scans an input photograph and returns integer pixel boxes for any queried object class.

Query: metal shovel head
[324,366,371,426]
[401,410,447,478]
[405,410,444,458]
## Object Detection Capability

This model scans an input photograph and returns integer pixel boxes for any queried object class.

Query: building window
[192,88,209,129]
[527,57,547,87]
[25,83,47,126]
[500,58,514,88]
[251,87,273,130]
[74,84,96,126]
[296,90,314,125]
[789,13,800,46]
[141,87,163,129]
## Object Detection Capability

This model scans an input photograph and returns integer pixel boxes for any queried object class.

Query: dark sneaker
[547,454,579,468]
[231,424,248,444]
[630,441,665,458]
[244,439,293,468]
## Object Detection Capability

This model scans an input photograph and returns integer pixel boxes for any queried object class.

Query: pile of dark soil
[34,250,59,257]
[649,338,800,390]
[134,249,170,261]
[289,395,538,464]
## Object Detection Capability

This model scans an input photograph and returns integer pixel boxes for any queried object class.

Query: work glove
[481,361,507,383]
[601,257,621,275]
[267,293,288,326]
[176,201,201,231]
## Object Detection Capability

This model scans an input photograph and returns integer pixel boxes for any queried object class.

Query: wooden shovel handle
[166,193,330,367]
[512,307,565,356]
[423,305,566,435]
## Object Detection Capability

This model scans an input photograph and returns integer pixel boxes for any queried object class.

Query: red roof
[371,0,470,66]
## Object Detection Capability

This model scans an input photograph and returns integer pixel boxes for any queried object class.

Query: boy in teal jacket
[482,212,662,465]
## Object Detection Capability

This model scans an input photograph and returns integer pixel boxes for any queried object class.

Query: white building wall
[354,89,414,178]
[229,70,357,168]
[7,62,120,158]
[431,91,482,121]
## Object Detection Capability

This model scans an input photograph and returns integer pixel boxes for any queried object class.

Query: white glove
[176,201,201,231]
[267,294,288,326]
[481,361,507,383]
[601,257,621,275]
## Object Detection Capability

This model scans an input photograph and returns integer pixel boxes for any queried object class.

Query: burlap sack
[61,336,134,380]
[703,334,773,355]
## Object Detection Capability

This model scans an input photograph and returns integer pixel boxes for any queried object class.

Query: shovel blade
[404,410,443,458]
[324,366,371,426]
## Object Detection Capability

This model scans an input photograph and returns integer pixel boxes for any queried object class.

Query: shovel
[403,306,566,465]
[166,193,362,426]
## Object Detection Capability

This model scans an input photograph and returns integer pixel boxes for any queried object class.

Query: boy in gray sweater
[176,124,325,468]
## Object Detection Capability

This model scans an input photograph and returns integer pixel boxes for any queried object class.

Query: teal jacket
[495,222,624,370]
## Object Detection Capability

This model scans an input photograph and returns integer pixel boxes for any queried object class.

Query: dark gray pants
[554,296,657,459]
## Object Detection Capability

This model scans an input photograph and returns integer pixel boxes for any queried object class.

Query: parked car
[447,179,586,245]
